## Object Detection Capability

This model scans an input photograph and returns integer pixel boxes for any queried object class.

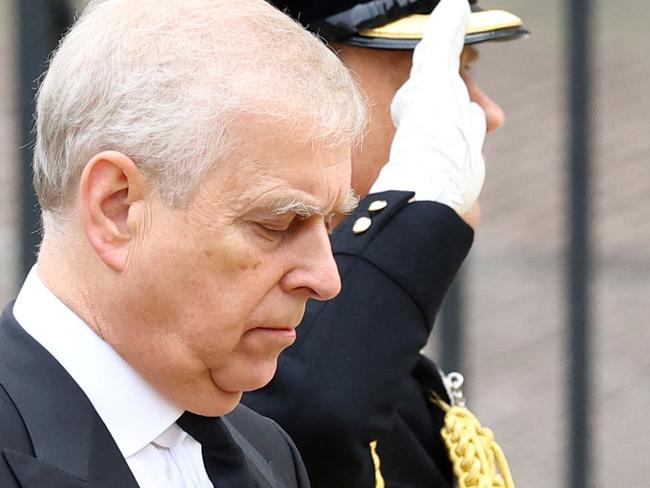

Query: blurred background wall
[0,0,18,303]
[437,1,650,486]
[1,1,648,486]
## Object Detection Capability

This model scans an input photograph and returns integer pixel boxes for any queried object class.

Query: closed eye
[257,221,292,233]
[247,217,295,241]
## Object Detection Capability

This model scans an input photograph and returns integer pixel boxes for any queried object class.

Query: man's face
[117,118,354,415]
[338,44,504,197]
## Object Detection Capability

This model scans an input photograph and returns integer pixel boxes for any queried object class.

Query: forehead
[202,117,354,215]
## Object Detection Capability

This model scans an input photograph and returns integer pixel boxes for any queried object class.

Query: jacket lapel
[222,417,278,488]
[3,450,89,488]
[0,305,139,488]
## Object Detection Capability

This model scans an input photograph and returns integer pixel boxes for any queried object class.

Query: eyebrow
[271,199,324,218]
[270,188,359,218]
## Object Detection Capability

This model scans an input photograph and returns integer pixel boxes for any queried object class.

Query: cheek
[190,229,270,300]
[131,229,268,341]
[194,226,257,274]
[189,230,290,327]
[351,122,396,197]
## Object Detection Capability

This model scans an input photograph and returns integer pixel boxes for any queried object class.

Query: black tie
[177,411,259,487]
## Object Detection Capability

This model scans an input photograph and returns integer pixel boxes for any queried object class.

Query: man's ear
[79,151,147,272]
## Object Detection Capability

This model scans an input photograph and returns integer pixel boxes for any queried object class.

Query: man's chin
[209,359,279,396]
[183,388,243,417]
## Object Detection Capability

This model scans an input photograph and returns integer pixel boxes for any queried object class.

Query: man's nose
[281,221,342,301]
[462,71,505,133]
[480,92,505,133]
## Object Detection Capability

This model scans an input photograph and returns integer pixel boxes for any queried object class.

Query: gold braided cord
[368,440,386,488]
[430,393,515,488]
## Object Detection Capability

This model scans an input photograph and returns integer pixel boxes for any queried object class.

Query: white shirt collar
[153,423,189,449]
[13,267,184,458]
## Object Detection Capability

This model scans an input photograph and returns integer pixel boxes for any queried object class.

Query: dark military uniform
[244,191,473,487]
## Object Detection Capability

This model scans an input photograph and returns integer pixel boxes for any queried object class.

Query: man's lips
[248,326,297,340]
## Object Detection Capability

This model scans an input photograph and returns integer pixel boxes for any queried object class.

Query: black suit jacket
[244,191,473,488]
[0,305,310,488]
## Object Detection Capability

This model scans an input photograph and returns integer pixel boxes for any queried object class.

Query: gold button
[368,200,388,213]
[352,217,372,235]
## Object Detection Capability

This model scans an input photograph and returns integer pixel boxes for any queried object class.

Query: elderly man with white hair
[0,0,366,487]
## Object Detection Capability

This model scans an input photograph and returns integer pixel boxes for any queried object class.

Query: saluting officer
[244,0,529,487]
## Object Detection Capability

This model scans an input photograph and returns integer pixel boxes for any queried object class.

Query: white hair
[34,0,367,223]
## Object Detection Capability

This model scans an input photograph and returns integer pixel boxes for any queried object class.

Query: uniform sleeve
[243,191,473,488]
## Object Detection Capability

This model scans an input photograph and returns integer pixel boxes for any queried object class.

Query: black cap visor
[322,8,530,50]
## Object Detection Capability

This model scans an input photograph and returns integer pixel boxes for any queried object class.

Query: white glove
[369,0,487,214]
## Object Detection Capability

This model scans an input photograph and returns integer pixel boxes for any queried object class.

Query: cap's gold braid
[430,391,515,488]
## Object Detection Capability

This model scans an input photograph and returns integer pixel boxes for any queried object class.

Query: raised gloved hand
[370,0,487,215]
